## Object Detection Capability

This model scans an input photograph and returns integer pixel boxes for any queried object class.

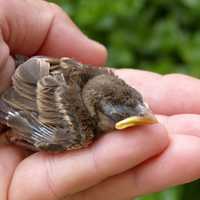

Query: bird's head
[82,73,157,133]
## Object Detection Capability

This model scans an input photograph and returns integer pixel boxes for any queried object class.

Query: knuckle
[48,2,72,23]
[48,2,67,16]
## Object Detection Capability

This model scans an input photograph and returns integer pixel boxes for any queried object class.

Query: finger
[9,124,168,200]
[0,35,15,92]
[77,135,200,200]
[158,114,200,137]
[0,145,28,200]
[0,0,107,65]
[116,69,200,115]
[73,114,200,200]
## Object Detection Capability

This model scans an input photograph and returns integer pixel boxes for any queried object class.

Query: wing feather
[1,57,95,151]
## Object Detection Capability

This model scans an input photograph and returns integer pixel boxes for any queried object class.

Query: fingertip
[85,39,108,66]
[146,123,170,152]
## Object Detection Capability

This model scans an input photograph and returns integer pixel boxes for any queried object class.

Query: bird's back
[0,57,98,151]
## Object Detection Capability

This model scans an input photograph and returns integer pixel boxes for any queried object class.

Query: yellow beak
[115,111,158,130]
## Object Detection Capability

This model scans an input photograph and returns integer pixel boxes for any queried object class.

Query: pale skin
[0,0,200,200]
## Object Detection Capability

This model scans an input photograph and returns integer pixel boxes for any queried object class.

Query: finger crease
[35,10,56,55]
[90,148,108,183]
[44,155,60,200]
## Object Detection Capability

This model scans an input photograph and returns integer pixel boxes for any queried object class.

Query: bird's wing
[2,56,66,112]
[5,106,81,151]
[0,58,89,151]
[2,57,50,112]
[36,73,77,130]
[36,73,89,147]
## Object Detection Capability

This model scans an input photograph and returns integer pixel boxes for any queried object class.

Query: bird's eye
[111,111,124,118]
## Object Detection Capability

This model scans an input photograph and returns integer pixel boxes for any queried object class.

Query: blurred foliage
[136,186,183,200]
[50,0,200,77]
[49,0,200,199]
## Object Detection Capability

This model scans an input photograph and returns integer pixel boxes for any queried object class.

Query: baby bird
[0,56,157,152]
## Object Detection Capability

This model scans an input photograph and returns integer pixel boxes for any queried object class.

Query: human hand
[0,1,197,200]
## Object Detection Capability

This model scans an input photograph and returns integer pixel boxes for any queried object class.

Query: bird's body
[0,56,157,152]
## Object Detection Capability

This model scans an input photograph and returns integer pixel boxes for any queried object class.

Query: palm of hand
[1,0,200,199]
[1,69,200,200]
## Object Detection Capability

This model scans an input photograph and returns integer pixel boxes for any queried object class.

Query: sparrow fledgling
[0,56,157,152]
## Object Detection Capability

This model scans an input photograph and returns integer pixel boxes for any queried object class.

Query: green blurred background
[49,0,200,199]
